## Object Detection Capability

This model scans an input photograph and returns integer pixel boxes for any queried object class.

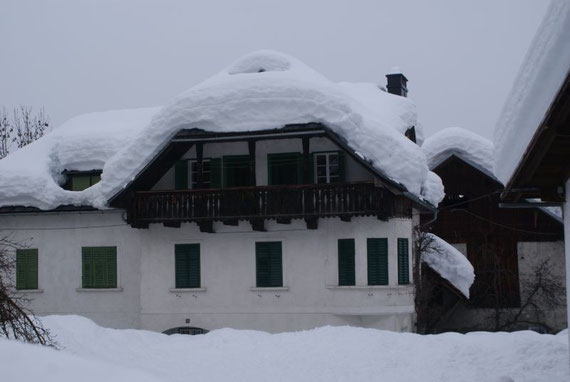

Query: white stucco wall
[0,212,415,333]
[0,211,142,329]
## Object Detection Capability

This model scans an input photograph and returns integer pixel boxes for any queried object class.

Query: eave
[501,69,570,203]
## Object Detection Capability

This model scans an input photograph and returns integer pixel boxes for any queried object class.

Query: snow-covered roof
[422,233,475,298]
[0,50,444,210]
[493,0,570,185]
[422,127,497,180]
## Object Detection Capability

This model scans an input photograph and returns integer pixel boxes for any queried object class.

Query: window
[190,160,211,189]
[267,153,303,185]
[16,249,38,290]
[256,241,283,287]
[175,244,201,289]
[175,158,221,189]
[367,238,388,285]
[82,247,117,288]
[64,171,102,191]
[397,238,410,285]
[314,152,344,184]
[338,239,355,286]
[223,155,252,187]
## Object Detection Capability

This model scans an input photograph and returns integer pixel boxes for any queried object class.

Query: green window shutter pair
[267,153,303,185]
[367,238,388,285]
[71,175,92,191]
[174,160,189,190]
[16,249,38,290]
[256,242,283,287]
[398,238,410,285]
[175,244,201,288]
[223,155,252,187]
[338,239,355,286]
[82,247,117,288]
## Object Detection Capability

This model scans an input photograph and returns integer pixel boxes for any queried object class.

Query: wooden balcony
[127,182,400,231]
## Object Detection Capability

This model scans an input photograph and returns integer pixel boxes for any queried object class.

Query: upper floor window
[268,153,302,185]
[190,160,211,189]
[314,152,344,184]
[63,170,102,191]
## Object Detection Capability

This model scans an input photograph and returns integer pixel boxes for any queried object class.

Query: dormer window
[63,170,102,191]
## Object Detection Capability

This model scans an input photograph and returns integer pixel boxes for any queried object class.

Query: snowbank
[493,0,570,185]
[0,336,164,382]
[2,315,565,382]
[0,50,444,209]
[422,233,475,298]
[422,127,495,178]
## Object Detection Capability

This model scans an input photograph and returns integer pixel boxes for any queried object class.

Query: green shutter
[91,174,101,185]
[338,239,355,286]
[398,238,410,285]
[175,244,201,288]
[174,160,188,190]
[367,238,388,285]
[71,175,91,191]
[82,247,117,288]
[267,153,302,185]
[256,242,283,287]
[223,155,251,187]
[16,249,38,290]
[338,151,346,182]
[210,158,222,188]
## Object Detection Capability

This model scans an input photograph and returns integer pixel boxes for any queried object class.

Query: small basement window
[63,170,102,191]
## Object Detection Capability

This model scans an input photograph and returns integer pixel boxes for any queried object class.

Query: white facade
[2,135,420,333]
[3,212,415,333]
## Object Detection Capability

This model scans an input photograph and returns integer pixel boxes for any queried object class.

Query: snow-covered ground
[1,315,568,382]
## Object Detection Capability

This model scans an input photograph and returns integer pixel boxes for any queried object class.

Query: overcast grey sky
[0,0,548,139]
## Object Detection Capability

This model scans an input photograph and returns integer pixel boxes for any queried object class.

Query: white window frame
[313,152,340,184]
[189,159,212,189]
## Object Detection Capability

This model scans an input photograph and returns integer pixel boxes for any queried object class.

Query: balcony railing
[127,181,396,229]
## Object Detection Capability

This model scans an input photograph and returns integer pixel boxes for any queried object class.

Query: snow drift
[422,233,475,298]
[493,0,570,185]
[3,315,568,382]
[422,127,495,178]
[0,50,444,210]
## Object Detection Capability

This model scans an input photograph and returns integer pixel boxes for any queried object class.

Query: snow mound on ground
[493,0,570,184]
[27,315,569,382]
[0,337,164,382]
[422,127,496,178]
[423,233,475,298]
[0,50,443,209]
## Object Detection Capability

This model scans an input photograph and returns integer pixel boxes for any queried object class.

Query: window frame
[81,246,117,289]
[174,243,201,289]
[188,158,213,189]
[16,248,38,290]
[255,241,283,288]
[313,151,343,184]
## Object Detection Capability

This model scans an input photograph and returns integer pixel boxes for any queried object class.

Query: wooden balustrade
[127,182,395,229]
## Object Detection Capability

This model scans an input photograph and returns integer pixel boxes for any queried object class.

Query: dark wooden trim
[196,142,204,189]
[248,140,257,186]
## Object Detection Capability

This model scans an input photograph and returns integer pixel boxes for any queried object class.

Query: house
[421,127,566,332]
[493,0,570,338]
[0,51,444,333]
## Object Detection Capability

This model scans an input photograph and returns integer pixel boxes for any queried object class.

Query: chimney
[386,67,408,97]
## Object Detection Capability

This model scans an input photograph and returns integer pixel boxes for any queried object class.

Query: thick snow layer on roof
[422,127,495,179]
[0,50,444,209]
[0,107,159,209]
[423,233,475,298]
[4,315,566,382]
[493,0,570,185]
